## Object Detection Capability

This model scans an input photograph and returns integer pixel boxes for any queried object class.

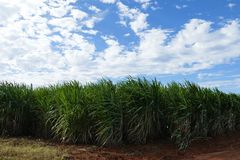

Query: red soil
[69,133,240,160]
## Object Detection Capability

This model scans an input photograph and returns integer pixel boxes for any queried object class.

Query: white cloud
[89,5,101,13]
[99,0,116,4]
[48,17,77,30]
[197,73,222,80]
[70,9,88,20]
[82,16,103,28]
[81,29,98,35]
[138,28,168,57]
[124,33,130,37]
[0,0,240,87]
[117,2,149,34]
[199,78,240,90]
[0,0,104,85]
[0,0,46,25]
[49,6,71,18]
[165,19,240,73]
[134,0,151,9]
[228,3,236,9]
[88,19,240,80]
[175,4,188,10]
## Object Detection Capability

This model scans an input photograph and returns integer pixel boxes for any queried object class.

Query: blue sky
[0,0,240,93]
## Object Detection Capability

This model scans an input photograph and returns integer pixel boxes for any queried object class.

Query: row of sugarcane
[0,78,240,150]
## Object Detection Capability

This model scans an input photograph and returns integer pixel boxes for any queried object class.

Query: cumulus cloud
[99,0,116,4]
[228,3,236,9]
[0,0,240,86]
[117,2,149,34]
[134,0,151,9]
[197,73,222,80]
[89,5,101,13]
[91,19,240,80]
[70,9,88,20]
[199,78,240,90]
[175,4,188,10]
[0,0,103,85]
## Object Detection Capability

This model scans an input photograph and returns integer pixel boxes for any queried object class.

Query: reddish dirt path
[69,133,240,160]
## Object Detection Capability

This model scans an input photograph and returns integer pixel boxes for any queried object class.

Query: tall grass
[0,82,39,136]
[119,78,164,144]
[0,78,240,149]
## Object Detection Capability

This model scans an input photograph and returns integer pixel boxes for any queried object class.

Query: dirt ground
[1,134,240,160]
[68,133,240,160]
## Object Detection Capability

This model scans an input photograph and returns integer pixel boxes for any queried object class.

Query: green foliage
[92,79,126,145]
[0,82,39,136]
[45,81,95,143]
[120,78,164,144]
[0,79,240,150]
